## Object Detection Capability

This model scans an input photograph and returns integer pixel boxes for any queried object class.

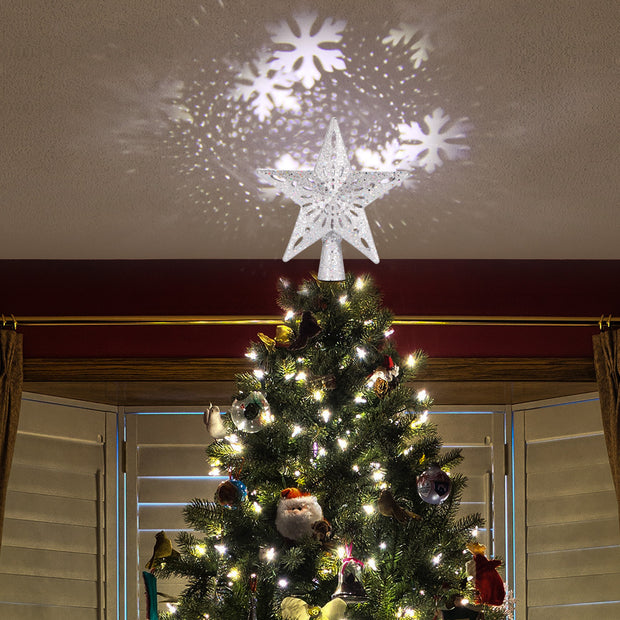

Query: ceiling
[2,0,618,261]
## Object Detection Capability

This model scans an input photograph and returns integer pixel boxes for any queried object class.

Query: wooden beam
[23,357,595,383]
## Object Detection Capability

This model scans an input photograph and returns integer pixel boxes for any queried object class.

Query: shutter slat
[527,434,609,472]
[0,546,99,581]
[12,434,103,472]
[525,400,603,441]
[527,518,620,553]
[527,490,619,525]
[0,603,100,620]
[0,573,98,608]
[138,446,209,477]
[136,413,210,445]
[7,463,98,500]
[138,477,221,503]
[528,546,620,579]
[528,602,620,620]
[527,463,614,498]
[5,490,99,527]
[528,573,620,607]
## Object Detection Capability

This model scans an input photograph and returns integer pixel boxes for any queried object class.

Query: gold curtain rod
[4,314,615,328]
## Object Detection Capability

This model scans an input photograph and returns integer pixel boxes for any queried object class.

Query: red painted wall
[4,259,619,358]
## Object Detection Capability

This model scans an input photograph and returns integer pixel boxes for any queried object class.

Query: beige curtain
[0,330,23,554]
[592,330,620,526]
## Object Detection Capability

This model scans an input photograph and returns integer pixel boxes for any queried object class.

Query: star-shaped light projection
[257,119,410,281]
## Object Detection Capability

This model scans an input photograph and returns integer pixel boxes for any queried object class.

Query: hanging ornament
[368,356,400,398]
[440,605,483,619]
[215,478,247,507]
[310,374,337,393]
[230,391,272,433]
[331,543,368,603]
[310,517,332,544]
[216,461,248,507]
[281,596,346,620]
[373,376,389,398]
[378,489,421,523]
[247,573,258,620]
[382,355,399,381]
[203,404,228,439]
[417,463,452,505]
[142,571,159,620]
[466,542,505,606]
[276,488,324,541]
[258,324,294,352]
[144,531,180,570]
[289,311,321,350]
[257,118,410,281]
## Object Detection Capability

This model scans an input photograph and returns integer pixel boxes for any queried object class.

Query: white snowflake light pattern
[162,7,474,241]
[230,52,301,121]
[268,11,347,89]
[257,118,409,280]
[397,108,470,173]
[382,22,434,69]
[355,140,417,191]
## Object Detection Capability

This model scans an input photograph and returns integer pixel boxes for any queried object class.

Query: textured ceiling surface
[2,0,618,260]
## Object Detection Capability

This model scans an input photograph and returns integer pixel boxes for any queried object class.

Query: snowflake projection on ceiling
[167,7,471,240]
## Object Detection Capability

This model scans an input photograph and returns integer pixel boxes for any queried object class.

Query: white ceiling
[2,0,618,260]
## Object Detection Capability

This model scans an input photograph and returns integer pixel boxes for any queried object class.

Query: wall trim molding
[24,357,595,383]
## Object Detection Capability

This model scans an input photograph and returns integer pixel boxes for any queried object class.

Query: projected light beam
[159,6,471,241]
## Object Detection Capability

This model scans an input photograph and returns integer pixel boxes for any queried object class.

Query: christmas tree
[154,273,509,619]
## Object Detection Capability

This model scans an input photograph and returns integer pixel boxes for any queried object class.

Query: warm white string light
[194,544,207,556]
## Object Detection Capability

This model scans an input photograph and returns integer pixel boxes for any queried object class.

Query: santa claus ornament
[276,488,325,541]
[466,542,505,606]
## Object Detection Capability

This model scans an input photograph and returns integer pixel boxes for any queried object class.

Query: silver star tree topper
[257,118,410,281]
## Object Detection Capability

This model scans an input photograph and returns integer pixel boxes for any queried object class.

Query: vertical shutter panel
[133,413,221,618]
[0,394,113,620]
[517,395,620,620]
[432,409,506,560]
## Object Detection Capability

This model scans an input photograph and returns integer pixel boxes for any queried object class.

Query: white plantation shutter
[513,394,620,620]
[431,408,507,564]
[0,394,117,620]
[125,411,222,619]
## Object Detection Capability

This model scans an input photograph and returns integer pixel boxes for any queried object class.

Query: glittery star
[257,118,410,280]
